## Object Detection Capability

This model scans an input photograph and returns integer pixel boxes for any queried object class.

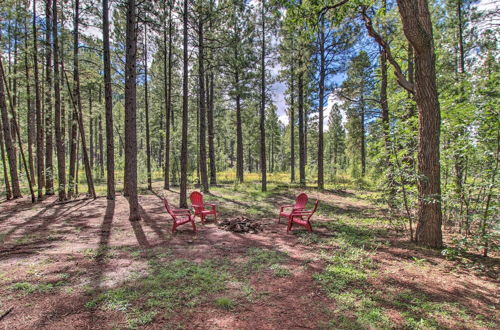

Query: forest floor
[0,182,498,329]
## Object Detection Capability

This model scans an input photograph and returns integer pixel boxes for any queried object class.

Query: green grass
[244,247,288,273]
[10,281,62,294]
[214,297,236,310]
[85,259,230,326]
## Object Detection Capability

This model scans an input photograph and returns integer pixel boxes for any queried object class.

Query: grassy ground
[0,175,498,329]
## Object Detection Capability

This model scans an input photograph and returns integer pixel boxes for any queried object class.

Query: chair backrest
[190,191,204,206]
[306,200,319,221]
[163,199,174,217]
[295,193,308,209]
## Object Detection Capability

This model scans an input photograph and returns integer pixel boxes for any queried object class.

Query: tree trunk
[89,90,94,170]
[235,70,244,183]
[68,0,79,198]
[207,73,216,185]
[124,0,139,220]
[298,71,305,187]
[44,0,54,195]
[98,114,104,177]
[290,64,295,183]
[0,109,12,200]
[33,0,44,199]
[144,25,152,190]
[61,58,95,199]
[360,95,366,177]
[24,23,36,184]
[163,1,172,190]
[179,0,189,208]
[0,57,35,202]
[53,0,66,201]
[397,0,443,248]
[259,0,267,192]
[198,19,209,193]
[103,0,115,199]
[317,19,325,189]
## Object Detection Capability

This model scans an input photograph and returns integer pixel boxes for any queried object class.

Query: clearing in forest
[0,184,498,329]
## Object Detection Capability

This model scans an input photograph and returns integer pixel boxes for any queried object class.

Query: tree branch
[360,6,415,94]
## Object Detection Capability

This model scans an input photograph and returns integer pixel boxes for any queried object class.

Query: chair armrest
[173,209,191,215]
[291,211,313,216]
[204,203,216,208]
[280,204,294,211]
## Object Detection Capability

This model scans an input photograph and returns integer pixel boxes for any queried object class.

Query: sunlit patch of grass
[269,264,291,277]
[85,259,229,325]
[244,248,287,273]
[214,297,236,310]
[10,281,63,295]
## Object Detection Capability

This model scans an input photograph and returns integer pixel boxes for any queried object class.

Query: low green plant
[214,297,235,310]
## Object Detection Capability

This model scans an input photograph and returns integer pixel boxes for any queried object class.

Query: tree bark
[198,18,209,193]
[317,19,325,189]
[0,106,12,200]
[103,0,115,199]
[207,73,216,185]
[397,0,443,248]
[68,0,79,198]
[235,70,244,183]
[44,0,54,195]
[298,71,305,187]
[163,0,172,190]
[180,0,189,208]
[290,63,295,183]
[144,25,152,191]
[259,0,267,192]
[53,0,66,201]
[24,22,36,184]
[124,0,140,220]
[33,0,44,199]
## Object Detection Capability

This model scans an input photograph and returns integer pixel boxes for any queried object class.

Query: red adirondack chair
[287,200,319,233]
[189,191,217,224]
[278,192,308,223]
[163,199,197,233]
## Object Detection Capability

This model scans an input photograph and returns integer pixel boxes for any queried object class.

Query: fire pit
[217,217,263,234]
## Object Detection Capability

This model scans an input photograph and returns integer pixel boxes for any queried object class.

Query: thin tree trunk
[0,55,21,198]
[260,0,267,192]
[235,70,244,183]
[298,71,305,186]
[24,21,36,183]
[360,95,366,177]
[290,64,295,183]
[198,18,209,193]
[61,59,95,199]
[44,0,54,195]
[207,73,216,185]
[0,59,35,202]
[318,19,325,189]
[98,114,103,177]
[124,0,140,220]
[180,0,189,208]
[103,0,115,199]
[53,0,66,201]
[89,90,94,170]
[33,0,44,199]
[144,25,152,190]
[68,0,79,198]
[0,111,12,200]
[163,0,171,190]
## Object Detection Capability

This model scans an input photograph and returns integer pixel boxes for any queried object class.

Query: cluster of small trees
[0,0,497,251]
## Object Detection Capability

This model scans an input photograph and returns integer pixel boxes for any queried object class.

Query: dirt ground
[0,186,498,329]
